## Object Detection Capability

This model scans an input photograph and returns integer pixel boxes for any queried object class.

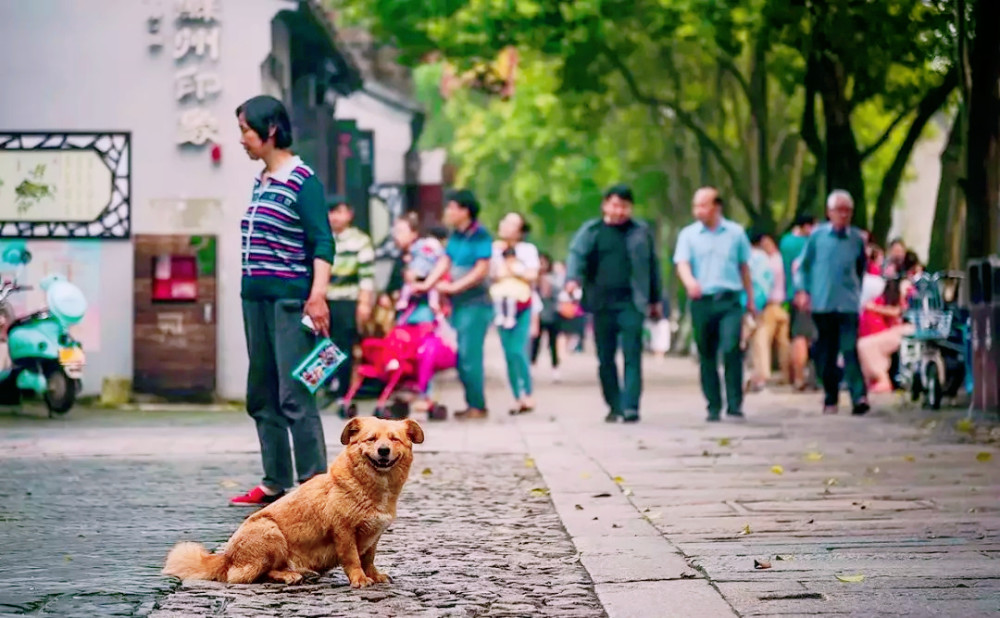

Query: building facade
[0,0,367,401]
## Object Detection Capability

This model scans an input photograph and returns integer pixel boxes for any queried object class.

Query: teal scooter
[0,246,87,416]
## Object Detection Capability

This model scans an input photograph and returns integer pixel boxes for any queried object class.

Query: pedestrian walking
[748,232,790,391]
[794,189,870,415]
[491,212,540,415]
[566,184,663,423]
[674,187,755,422]
[415,189,493,419]
[531,252,563,382]
[779,215,817,390]
[232,95,334,506]
[325,198,375,408]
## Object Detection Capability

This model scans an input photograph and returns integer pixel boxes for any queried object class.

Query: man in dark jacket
[566,185,663,423]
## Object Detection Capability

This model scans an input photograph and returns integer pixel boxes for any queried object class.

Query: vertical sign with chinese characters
[171,0,223,148]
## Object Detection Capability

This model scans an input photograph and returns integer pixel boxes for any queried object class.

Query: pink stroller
[338,312,457,420]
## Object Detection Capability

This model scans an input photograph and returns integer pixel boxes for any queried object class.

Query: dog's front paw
[350,574,376,588]
[368,571,391,584]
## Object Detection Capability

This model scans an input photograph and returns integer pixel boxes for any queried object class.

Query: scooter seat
[9,310,49,330]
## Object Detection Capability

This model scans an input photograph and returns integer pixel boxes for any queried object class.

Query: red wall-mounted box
[152,255,198,301]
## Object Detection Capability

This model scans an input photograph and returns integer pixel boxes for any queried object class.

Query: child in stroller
[338,233,457,421]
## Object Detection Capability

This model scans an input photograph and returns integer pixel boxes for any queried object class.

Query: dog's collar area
[367,455,399,470]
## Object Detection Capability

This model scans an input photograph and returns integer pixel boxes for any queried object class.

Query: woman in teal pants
[491,212,540,414]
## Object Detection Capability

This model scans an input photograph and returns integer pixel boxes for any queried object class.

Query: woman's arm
[297,177,334,335]
[414,255,451,292]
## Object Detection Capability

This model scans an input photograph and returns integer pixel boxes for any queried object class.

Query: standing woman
[231,95,334,506]
[493,213,540,414]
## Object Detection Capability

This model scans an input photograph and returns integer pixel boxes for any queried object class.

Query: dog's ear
[340,418,362,445]
[403,419,424,444]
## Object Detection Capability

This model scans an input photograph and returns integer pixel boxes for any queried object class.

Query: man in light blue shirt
[674,187,755,422]
[794,190,869,415]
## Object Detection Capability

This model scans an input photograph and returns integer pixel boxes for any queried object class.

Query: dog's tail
[162,542,229,582]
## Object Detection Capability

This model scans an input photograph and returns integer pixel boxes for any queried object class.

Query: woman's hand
[303,292,330,337]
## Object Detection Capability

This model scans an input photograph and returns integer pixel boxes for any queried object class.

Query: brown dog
[162,417,424,587]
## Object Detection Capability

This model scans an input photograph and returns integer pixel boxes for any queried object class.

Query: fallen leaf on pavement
[903,455,916,462]
[702,450,711,457]
[421,467,433,476]
[219,479,240,489]
[804,452,823,462]
[574,504,584,511]
[825,477,839,486]
[775,555,793,561]
[771,465,785,475]
[976,452,992,462]
[836,574,865,583]
[613,476,625,484]
[524,457,536,468]
[754,559,772,570]
[580,472,591,479]
[529,487,550,497]
[64,555,72,562]
[718,437,731,447]
[740,524,752,535]
[956,419,975,434]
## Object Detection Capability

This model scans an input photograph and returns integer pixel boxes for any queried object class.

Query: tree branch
[860,107,915,160]
[871,68,959,244]
[598,43,757,216]
[717,54,751,101]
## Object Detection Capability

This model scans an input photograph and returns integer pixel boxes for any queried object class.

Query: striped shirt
[327,226,375,301]
[240,156,335,300]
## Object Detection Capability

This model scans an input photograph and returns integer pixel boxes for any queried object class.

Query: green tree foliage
[329,0,959,249]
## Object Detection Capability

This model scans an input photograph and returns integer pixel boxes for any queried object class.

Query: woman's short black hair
[235,95,293,149]
[883,276,903,306]
[446,189,480,220]
[603,184,634,203]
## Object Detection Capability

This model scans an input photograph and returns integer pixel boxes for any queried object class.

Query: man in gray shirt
[794,190,869,415]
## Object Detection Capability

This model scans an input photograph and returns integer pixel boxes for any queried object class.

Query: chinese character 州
[175,0,220,22]
[175,67,222,101]
[177,108,220,145]
[173,26,220,61]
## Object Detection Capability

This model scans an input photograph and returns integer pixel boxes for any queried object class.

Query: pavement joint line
[518,415,742,617]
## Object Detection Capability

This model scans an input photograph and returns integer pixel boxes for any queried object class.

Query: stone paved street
[0,333,998,617]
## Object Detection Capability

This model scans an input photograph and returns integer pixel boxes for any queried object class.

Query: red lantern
[210,143,222,164]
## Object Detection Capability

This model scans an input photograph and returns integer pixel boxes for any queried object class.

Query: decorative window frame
[0,131,132,239]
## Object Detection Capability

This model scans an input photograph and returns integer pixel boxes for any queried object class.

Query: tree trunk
[749,33,772,233]
[872,70,958,245]
[928,109,966,271]
[964,0,1000,260]
[815,56,867,226]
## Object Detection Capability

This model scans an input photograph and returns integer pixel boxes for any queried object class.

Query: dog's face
[340,417,424,473]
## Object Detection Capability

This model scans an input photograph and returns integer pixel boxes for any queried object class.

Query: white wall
[0,0,296,398]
